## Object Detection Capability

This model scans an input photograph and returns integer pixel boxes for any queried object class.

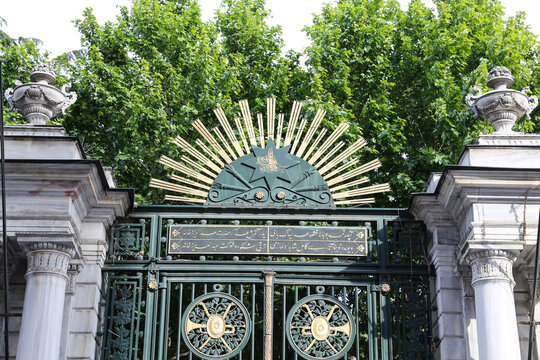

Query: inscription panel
[168,225,368,257]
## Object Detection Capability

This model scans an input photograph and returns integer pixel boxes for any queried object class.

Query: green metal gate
[98,206,433,360]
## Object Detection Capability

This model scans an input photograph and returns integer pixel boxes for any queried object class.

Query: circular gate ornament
[182,293,251,359]
[286,295,355,360]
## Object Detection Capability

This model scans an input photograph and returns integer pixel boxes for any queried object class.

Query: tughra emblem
[150,98,391,207]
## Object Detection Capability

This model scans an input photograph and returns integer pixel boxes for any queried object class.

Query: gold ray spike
[295,109,326,158]
[149,178,208,197]
[275,113,284,148]
[234,117,250,153]
[164,195,206,204]
[324,158,359,181]
[170,174,211,191]
[284,101,303,146]
[326,159,381,187]
[192,119,232,164]
[318,138,367,175]
[195,139,224,167]
[257,113,265,148]
[329,177,369,192]
[303,128,327,160]
[239,99,257,146]
[290,117,307,155]
[334,198,375,206]
[214,107,244,157]
[173,136,221,173]
[314,142,344,169]
[181,155,218,178]
[332,183,390,199]
[212,127,237,161]
[307,121,349,165]
[267,98,275,141]
[159,155,214,185]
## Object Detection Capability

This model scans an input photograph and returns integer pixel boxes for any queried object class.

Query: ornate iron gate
[98,206,433,360]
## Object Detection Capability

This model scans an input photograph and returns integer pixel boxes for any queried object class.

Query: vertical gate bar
[355,288,360,360]
[377,219,389,267]
[251,284,256,360]
[372,286,379,360]
[142,215,160,360]
[228,284,231,294]
[367,285,374,360]
[239,284,244,360]
[175,284,183,360]
[189,284,195,360]
[343,286,348,360]
[163,279,172,359]
[307,285,310,296]
[396,282,402,358]
[157,276,168,360]
[262,271,275,360]
[294,286,298,360]
[282,284,286,360]
[380,279,390,360]
[204,284,207,293]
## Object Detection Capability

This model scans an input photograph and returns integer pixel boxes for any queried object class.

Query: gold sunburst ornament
[150,98,390,207]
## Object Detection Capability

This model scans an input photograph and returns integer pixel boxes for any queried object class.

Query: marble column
[468,250,520,360]
[16,243,74,360]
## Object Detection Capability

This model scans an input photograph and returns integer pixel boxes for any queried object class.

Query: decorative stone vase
[466,66,538,133]
[4,63,77,125]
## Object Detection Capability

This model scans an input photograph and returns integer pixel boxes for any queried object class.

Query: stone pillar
[429,245,467,359]
[455,266,479,359]
[468,250,520,360]
[60,263,82,360]
[16,243,74,360]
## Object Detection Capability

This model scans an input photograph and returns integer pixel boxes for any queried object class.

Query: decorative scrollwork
[286,295,355,360]
[182,293,251,359]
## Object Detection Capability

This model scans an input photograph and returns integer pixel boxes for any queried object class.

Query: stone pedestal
[467,250,520,360]
[16,243,75,360]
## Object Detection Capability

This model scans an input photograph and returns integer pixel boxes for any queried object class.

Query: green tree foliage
[58,0,305,203]
[2,0,539,206]
[305,0,539,205]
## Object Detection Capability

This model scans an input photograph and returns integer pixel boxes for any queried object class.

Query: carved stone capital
[24,242,75,279]
[66,262,84,295]
[466,250,516,286]
[454,264,475,298]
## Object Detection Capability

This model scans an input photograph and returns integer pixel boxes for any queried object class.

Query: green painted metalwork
[208,139,332,207]
[182,292,252,359]
[101,274,143,360]
[168,224,368,257]
[100,206,433,360]
[286,294,356,360]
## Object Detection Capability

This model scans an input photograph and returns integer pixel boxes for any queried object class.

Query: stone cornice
[3,160,133,236]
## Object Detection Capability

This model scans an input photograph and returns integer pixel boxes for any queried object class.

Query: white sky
[1,0,539,57]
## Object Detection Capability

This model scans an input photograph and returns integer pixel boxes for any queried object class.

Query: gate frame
[100,205,434,360]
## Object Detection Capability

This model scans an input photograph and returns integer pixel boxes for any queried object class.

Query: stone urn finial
[4,63,77,125]
[465,66,538,133]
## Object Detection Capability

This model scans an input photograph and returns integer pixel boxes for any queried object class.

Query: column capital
[24,242,75,279]
[66,261,84,295]
[465,250,516,286]
[454,264,475,298]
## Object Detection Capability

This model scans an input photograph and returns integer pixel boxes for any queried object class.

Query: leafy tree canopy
[1,0,539,206]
